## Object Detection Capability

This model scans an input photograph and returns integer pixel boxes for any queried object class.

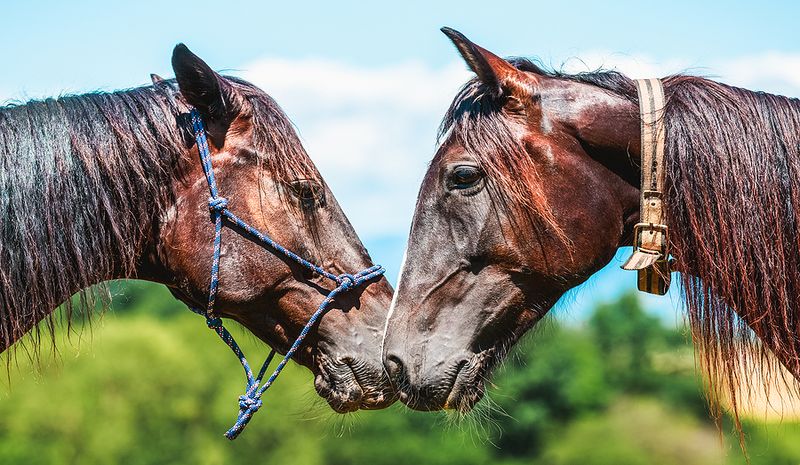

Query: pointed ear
[150,73,165,85]
[171,44,236,120]
[441,27,534,99]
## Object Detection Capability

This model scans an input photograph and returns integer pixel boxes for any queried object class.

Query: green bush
[540,398,724,465]
[0,314,327,465]
[0,283,797,465]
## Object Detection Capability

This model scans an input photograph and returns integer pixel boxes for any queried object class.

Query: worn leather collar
[622,78,672,295]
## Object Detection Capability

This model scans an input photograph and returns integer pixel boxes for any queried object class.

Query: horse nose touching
[384,346,478,411]
[316,342,398,412]
[314,279,398,412]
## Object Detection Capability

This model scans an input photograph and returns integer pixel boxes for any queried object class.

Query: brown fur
[386,29,800,433]
[0,44,396,412]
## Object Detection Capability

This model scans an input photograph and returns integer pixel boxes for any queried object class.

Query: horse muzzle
[314,351,397,412]
[384,348,494,412]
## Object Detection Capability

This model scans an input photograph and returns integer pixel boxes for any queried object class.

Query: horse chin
[443,348,495,413]
[445,306,552,412]
[313,352,397,413]
[398,347,498,413]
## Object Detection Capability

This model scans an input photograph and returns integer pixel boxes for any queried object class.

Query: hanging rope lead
[188,109,385,440]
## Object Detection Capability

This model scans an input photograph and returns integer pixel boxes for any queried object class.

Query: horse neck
[576,75,800,382]
[0,90,183,351]
[556,82,642,248]
[556,79,641,185]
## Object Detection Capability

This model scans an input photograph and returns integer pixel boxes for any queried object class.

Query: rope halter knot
[224,394,264,440]
[208,197,229,213]
[238,394,263,413]
[336,273,357,291]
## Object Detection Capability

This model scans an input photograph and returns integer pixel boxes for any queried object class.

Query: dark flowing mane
[0,77,316,353]
[0,83,184,353]
[441,57,800,424]
[663,75,800,425]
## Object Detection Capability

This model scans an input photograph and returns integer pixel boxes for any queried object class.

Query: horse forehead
[432,140,477,169]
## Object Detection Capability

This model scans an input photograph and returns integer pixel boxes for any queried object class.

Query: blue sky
[3,1,799,322]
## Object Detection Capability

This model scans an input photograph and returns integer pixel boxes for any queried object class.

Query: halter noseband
[187,108,385,439]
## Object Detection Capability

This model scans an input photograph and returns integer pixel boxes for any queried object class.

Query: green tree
[489,322,610,459]
[1,284,795,465]
[0,314,327,465]
[589,292,664,392]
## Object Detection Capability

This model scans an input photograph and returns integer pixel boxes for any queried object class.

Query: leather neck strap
[622,78,671,295]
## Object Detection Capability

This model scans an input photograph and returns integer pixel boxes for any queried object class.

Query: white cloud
[560,52,694,80]
[560,50,800,97]
[239,58,471,238]
[242,58,469,114]
[237,51,800,241]
[714,51,800,96]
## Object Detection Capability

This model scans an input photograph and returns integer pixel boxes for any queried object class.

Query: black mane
[0,82,185,351]
[0,77,315,352]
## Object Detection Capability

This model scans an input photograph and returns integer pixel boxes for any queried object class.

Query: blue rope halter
[187,109,385,440]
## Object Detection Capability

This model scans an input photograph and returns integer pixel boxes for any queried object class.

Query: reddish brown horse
[383,28,800,420]
[0,45,395,413]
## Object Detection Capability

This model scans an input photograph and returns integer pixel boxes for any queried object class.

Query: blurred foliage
[1,282,799,465]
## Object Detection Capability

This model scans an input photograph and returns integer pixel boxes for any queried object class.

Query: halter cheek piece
[187,109,385,439]
[622,78,673,295]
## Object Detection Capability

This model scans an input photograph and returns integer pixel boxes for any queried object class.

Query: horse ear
[441,27,534,99]
[171,44,236,120]
[150,73,165,85]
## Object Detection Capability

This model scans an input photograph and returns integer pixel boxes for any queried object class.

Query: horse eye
[449,165,483,190]
[289,179,325,208]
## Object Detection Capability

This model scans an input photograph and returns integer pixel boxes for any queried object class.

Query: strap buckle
[621,222,668,270]
[632,222,668,256]
[622,222,671,295]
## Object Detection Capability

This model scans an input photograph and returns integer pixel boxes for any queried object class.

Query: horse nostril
[453,358,469,378]
[384,354,406,384]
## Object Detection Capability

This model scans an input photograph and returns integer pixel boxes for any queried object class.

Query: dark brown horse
[383,28,800,421]
[0,45,395,413]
